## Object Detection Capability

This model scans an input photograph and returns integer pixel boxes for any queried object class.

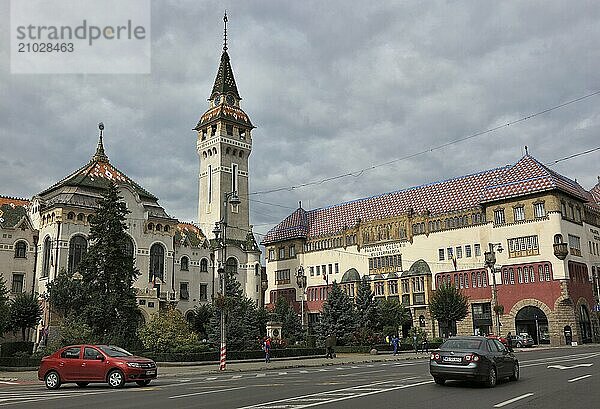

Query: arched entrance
[515,306,549,344]
[579,304,592,344]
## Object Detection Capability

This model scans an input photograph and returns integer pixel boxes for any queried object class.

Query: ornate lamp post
[296,266,307,335]
[212,191,241,371]
[484,243,504,335]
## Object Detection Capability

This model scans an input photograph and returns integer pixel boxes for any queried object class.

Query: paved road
[1,346,599,408]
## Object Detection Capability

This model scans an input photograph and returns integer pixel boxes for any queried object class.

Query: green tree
[9,292,42,341]
[138,308,199,353]
[379,298,410,337]
[318,281,356,345]
[0,276,11,338]
[48,183,142,347]
[355,276,380,331]
[208,270,262,350]
[272,297,302,344]
[188,303,214,340]
[429,282,469,337]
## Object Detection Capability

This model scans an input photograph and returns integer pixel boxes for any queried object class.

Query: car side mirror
[96,355,105,361]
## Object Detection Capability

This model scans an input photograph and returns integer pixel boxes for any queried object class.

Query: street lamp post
[212,191,241,371]
[484,243,504,335]
[296,266,307,337]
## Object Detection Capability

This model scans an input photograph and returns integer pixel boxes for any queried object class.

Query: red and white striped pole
[219,343,226,371]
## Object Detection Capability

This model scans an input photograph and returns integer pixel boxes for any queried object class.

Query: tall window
[289,245,296,258]
[42,236,51,277]
[438,249,445,261]
[278,247,285,259]
[568,234,582,256]
[68,236,87,274]
[11,273,24,293]
[465,245,472,258]
[200,258,208,272]
[179,282,189,300]
[199,283,208,301]
[268,249,274,260]
[275,269,291,284]
[180,256,189,271]
[494,209,505,225]
[534,202,546,218]
[149,243,165,282]
[14,241,27,258]
[456,246,463,259]
[225,257,237,275]
[207,164,212,204]
[123,236,135,260]
[513,206,525,222]
[231,163,238,194]
[474,244,481,256]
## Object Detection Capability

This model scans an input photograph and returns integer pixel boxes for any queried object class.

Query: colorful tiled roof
[591,177,600,205]
[0,198,29,229]
[480,155,589,203]
[39,147,156,201]
[211,51,240,100]
[262,155,595,245]
[175,222,206,248]
[194,103,254,130]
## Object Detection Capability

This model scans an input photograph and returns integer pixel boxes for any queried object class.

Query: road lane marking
[493,393,534,408]
[548,363,593,370]
[521,352,600,368]
[568,374,592,383]
[256,373,266,377]
[0,382,17,385]
[237,379,432,409]
[169,386,246,399]
[232,375,243,379]
[206,377,217,381]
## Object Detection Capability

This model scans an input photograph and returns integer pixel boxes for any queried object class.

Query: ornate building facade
[262,154,600,346]
[0,19,262,344]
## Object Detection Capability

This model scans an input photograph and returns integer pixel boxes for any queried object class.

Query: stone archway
[515,306,549,344]
[508,299,552,345]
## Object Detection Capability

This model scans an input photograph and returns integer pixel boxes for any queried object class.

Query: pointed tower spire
[93,122,109,162]
[223,11,228,52]
[210,12,241,100]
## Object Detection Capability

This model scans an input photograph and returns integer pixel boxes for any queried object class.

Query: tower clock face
[213,95,221,106]
[226,95,235,105]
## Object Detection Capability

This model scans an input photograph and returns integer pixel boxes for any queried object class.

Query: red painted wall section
[436,261,563,313]
[567,261,596,309]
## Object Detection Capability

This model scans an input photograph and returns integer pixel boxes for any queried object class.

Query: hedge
[136,347,326,362]
[0,356,40,368]
[0,342,34,357]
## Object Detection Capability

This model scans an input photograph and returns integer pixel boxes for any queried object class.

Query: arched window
[164,225,170,232]
[255,264,260,276]
[123,236,135,260]
[67,212,75,220]
[14,241,27,258]
[42,237,51,277]
[156,224,162,232]
[200,258,208,272]
[226,257,238,275]
[68,236,88,274]
[77,213,84,221]
[181,256,189,271]
[149,243,165,281]
[147,222,154,231]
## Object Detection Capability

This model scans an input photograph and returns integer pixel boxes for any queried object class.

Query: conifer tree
[318,281,356,345]
[355,276,380,332]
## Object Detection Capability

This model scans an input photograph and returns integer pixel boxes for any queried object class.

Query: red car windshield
[98,345,133,357]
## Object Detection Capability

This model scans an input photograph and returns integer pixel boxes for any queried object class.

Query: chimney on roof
[299,201,302,209]
[525,145,529,155]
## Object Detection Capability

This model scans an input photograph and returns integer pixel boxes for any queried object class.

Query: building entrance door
[515,306,548,344]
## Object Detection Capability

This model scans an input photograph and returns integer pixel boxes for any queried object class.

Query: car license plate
[442,356,462,362]
[146,370,156,375]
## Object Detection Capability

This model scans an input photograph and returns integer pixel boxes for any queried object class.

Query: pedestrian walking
[421,334,429,353]
[392,335,400,356]
[262,337,271,363]
[412,334,418,353]
[325,333,336,358]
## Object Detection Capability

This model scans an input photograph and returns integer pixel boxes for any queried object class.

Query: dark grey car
[429,336,519,387]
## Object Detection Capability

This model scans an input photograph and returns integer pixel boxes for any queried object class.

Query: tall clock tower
[194,13,261,303]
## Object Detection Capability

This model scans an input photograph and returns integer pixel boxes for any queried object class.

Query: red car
[486,335,509,347]
[38,345,157,389]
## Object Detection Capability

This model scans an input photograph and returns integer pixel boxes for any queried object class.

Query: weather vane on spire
[223,11,228,52]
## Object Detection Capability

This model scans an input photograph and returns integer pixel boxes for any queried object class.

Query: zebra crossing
[0,389,113,406]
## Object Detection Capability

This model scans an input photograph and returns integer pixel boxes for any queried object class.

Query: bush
[0,341,34,357]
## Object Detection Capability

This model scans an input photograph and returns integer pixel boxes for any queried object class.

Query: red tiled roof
[262,155,594,245]
[480,155,589,203]
[0,196,29,207]
[591,179,600,204]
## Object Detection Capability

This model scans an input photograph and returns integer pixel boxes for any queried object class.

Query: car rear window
[98,345,133,357]
[441,339,482,350]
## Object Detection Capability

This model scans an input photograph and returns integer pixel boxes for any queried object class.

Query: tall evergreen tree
[355,276,380,331]
[318,281,356,345]
[0,276,11,338]
[272,297,302,344]
[188,303,214,340]
[379,298,410,336]
[9,292,42,341]
[429,282,469,337]
[48,183,142,347]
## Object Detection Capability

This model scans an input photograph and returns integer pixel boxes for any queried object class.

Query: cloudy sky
[1,0,599,242]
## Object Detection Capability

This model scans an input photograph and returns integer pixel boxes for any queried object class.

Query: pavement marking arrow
[547,363,594,370]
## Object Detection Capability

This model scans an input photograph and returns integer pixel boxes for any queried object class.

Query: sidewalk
[0,351,430,383]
